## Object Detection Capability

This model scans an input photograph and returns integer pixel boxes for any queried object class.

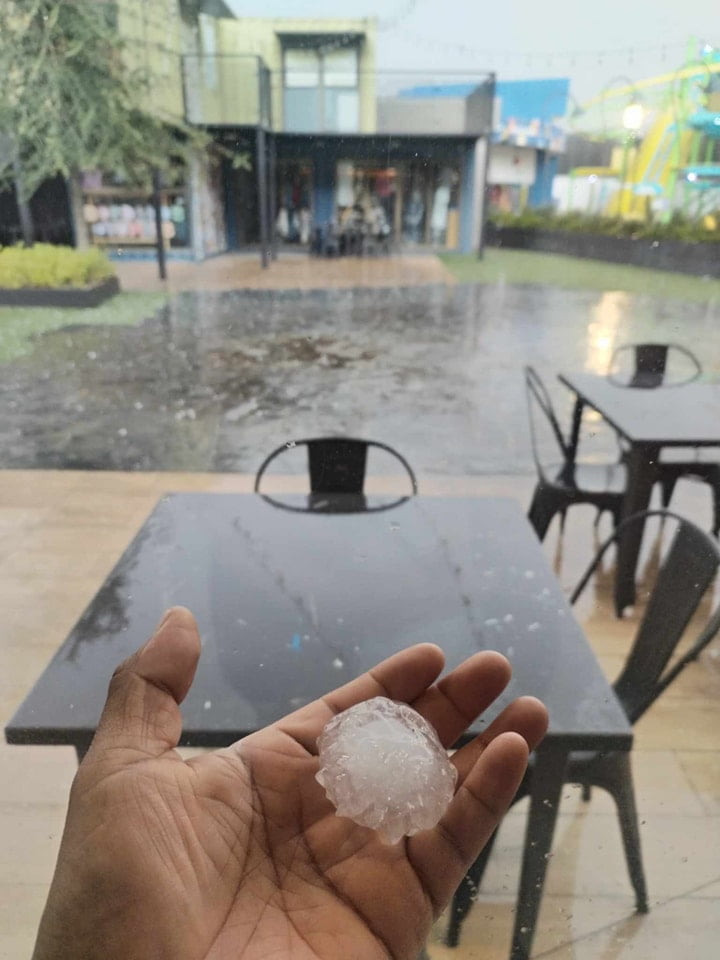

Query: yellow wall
[195,15,377,130]
[115,0,186,121]
[114,5,377,132]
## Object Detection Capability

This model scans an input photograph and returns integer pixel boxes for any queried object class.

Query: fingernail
[140,609,174,657]
[157,608,174,630]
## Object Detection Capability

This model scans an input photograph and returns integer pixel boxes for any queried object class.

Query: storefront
[79,171,191,255]
[211,128,487,257]
[267,135,472,251]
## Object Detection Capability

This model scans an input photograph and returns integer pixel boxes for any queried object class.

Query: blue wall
[528,151,558,208]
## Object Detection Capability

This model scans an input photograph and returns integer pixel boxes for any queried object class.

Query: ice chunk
[315,696,457,844]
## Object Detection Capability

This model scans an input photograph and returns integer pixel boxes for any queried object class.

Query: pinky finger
[407,731,529,914]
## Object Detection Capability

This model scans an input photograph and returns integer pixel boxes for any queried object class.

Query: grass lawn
[0,291,168,364]
[440,249,720,302]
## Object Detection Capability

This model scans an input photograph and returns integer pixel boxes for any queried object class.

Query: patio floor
[2,469,719,959]
[114,251,457,292]
[4,281,720,474]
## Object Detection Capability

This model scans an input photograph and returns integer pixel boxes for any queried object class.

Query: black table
[6,493,631,960]
[560,372,720,615]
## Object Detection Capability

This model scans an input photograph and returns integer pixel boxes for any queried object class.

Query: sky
[227,0,719,103]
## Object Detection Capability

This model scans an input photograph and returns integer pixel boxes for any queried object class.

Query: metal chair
[447,510,720,947]
[607,344,718,534]
[254,436,418,514]
[608,342,702,389]
[525,366,626,540]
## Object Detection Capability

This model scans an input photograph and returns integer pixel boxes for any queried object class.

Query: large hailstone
[315,696,458,844]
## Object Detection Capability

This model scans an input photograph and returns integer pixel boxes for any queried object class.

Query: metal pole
[477,72,496,260]
[256,127,269,269]
[152,168,167,281]
[268,132,278,261]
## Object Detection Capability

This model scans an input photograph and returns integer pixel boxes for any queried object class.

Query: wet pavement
[1,282,718,475]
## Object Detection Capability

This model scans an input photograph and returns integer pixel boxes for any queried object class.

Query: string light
[392,31,702,68]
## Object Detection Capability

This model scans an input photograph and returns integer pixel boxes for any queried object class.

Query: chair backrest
[609,342,702,388]
[254,436,418,511]
[570,510,720,725]
[525,366,570,481]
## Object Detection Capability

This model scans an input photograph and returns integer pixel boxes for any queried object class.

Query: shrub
[489,210,720,244]
[0,244,116,289]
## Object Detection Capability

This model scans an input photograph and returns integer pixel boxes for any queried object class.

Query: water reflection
[585,291,628,374]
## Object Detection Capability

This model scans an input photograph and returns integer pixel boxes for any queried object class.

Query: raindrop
[503,614,514,623]
[527,622,540,632]
[86,351,97,360]
[332,657,344,669]
[286,440,296,448]
[203,700,212,710]
[484,617,499,627]
[117,427,128,437]
[389,522,400,532]
[133,401,144,410]
[524,570,535,579]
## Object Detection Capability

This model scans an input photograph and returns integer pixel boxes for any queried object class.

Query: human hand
[34,607,547,960]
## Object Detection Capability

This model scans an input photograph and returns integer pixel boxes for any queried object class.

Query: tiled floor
[114,251,457,292]
[1,470,720,959]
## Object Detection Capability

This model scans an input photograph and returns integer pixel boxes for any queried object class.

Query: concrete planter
[487,224,720,278]
[0,275,120,308]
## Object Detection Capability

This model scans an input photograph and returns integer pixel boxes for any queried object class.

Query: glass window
[324,89,359,132]
[284,87,321,132]
[323,47,358,87]
[284,48,320,88]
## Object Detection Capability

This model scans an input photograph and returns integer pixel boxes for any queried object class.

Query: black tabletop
[6,494,631,752]
[559,372,720,447]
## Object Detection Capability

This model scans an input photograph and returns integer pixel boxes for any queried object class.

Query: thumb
[87,607,201,765]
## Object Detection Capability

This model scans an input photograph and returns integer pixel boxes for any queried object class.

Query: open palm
[34,608,547,960]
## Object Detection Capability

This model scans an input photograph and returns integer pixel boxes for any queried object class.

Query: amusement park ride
[568,40,720,222]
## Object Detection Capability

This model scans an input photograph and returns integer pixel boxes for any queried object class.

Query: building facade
[181,11,494,259]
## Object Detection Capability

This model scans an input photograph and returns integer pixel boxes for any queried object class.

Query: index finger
[272,643,446,754]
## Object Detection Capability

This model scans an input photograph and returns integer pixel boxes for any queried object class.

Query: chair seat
[549,461,627,494]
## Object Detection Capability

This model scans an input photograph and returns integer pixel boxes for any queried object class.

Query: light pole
[620,97,644,216]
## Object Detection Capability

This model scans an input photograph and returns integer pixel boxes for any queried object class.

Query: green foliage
[490,209,720,244]
[0,1,212,199]
[0,244,115,289]
[0,292,167,363]
[440,249,720,303]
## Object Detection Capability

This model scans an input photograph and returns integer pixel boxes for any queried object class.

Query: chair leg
[607,754,649,913]
[712,478,720,537]
[445,828,499,947]
[528,484,562,542]
[660,475,678,508]
[581,783,592,802]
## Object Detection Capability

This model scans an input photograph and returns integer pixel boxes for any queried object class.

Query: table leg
[615,444,659,616]
[510,745,567,960]
[567,397,585,464]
